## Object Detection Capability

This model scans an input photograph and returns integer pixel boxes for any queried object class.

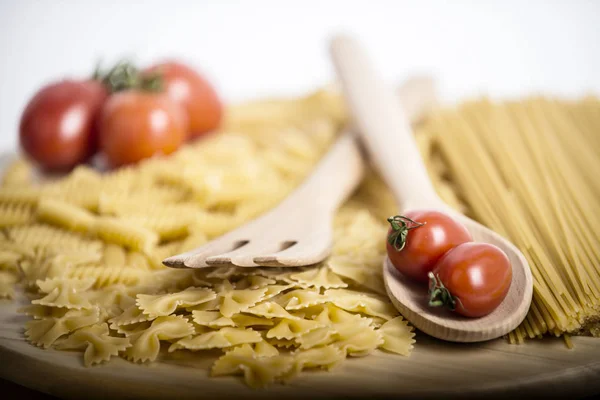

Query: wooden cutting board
[1,292,600,400]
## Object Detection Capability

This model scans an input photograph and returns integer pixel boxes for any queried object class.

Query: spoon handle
[330,35,442,211]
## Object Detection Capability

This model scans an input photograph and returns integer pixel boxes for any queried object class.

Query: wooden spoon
[330,35,533,342]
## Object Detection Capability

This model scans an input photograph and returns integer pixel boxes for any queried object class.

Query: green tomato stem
[386,215,426,252]
[94,60,164,94]
[428,272,460,311]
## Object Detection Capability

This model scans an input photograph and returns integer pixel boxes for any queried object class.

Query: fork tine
[253,239,332,267]
[204,241,258,267]
[162,236,242,269]
[205,240,286,267]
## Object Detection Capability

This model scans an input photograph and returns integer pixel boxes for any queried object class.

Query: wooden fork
[163,77,437,269]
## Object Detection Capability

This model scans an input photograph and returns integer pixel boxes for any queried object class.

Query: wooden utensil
[163,132,363,269]
[163,77,437,269]
[330,35,533,342]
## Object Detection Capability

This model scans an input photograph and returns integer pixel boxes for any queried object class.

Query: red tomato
[19,80,107,171]
[429,242,512,318]
[386,210,472,283]
[98,91,187,167]
[143,61,222,139]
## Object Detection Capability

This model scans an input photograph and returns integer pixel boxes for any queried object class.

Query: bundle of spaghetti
[416,97,600,342]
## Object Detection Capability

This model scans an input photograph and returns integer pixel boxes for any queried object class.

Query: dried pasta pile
[416,97,600,343]
[0,90,414,388]
[2,86,598,386]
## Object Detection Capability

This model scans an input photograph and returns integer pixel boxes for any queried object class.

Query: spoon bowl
[330,35,534,342]
[384,210,533,342]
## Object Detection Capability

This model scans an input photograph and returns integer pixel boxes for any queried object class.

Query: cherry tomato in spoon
[428,242,512,318]
[386,210,472,283]
[19,80,108,171]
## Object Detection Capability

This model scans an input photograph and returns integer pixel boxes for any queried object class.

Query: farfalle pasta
[234,275,276,290]
[284,346,345,381]
[2,89,417,388]
[114,321,152,336]
[136,287,216,318]
[211,350,294,389]
[218,285,269,317]
[244,301,300,320]
[378,316,416,356]
[192,310,235,328]
[231,314,275,328]
[108,304,155,328]
[327,255,386,295]
[248,341,280,357]
[325,289,398,320]
[124,315,194,363]
[332,322,383,357]
[288,264,348,290]
[260,284,293,301]
[297,304,374,350]
[169,327,262,351]
[56,323,130,366]
[86,285,136,311]
[266,318,323,340]
[274,289,331,310]
[32,278,95,309]
[25,307,101,348]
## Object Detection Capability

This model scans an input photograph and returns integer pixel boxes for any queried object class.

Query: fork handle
[331,35,443,211]
[285,132,364,215]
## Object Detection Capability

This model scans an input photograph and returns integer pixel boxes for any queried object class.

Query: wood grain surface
[2,292,600,400]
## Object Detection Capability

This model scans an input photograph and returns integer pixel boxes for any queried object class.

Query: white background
[1,0,599,150]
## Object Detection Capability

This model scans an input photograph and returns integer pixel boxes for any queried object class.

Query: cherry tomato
[386,210,472,283]
[98,91,187,167]
[19,80,107,171]
[429,242,512,318]
[143,61,222,139]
